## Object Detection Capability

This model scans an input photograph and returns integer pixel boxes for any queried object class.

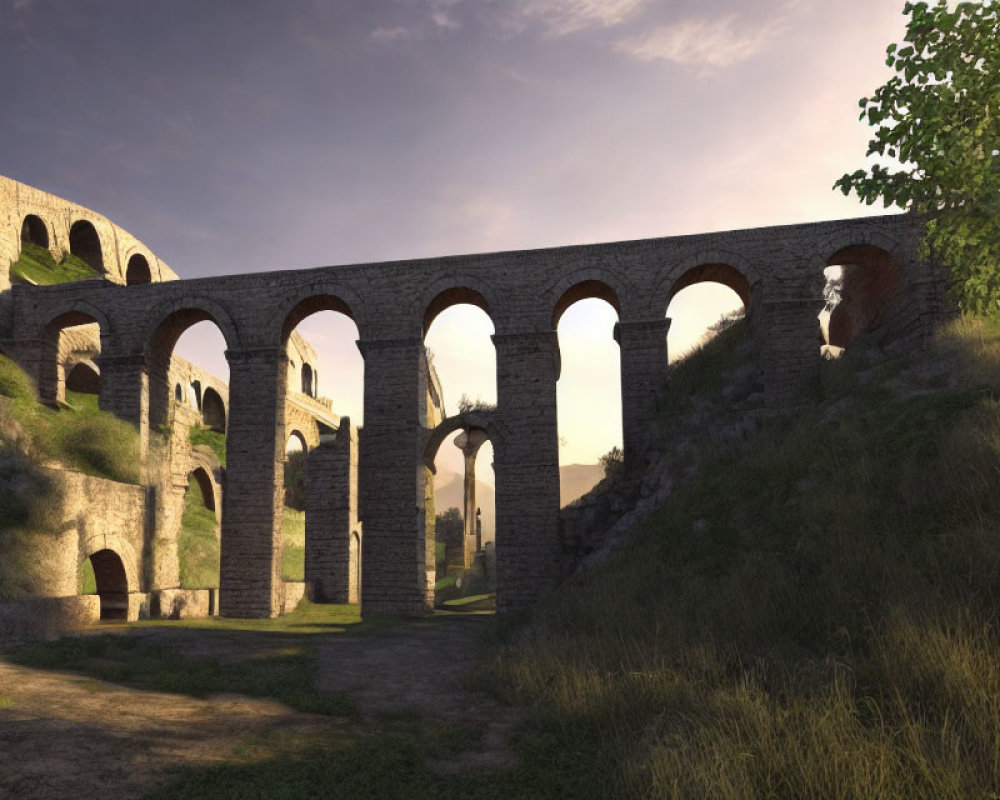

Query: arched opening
[153,313,231,463]
[820,244,904,355]
[125,254,152,285]
[424,289,496,419]
[426,423,496,612]
[301,363,314,397]
[554,283,622,504]
[281,295,363,588]
[201,387,226,432]
[69,220,104,274]
[39,310,105,408]
[178,468,221,589]
[84,549,129,620]
[20,214,49,248]
[665,264,750,363]
[282,433,308,583]
[174,383,184,403]
[65,360,101,397]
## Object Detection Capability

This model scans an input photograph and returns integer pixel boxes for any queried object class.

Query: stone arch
[20,214,49,248]
[125,253,152,285]
[665,262,752,310]
[287,429,308,453]
[66,360,101,395]
[81,533,139,620]
[69,219,104,274]
[145,298,241,430]
[822,243,905,350]
[38,303,113,406]
[422,280,497,337]
[277,287,364,345]
[423,411,504,470]
[550,278,623,329]
[190,465,217,513]
[201,386,226,432]
[651,251,757,316]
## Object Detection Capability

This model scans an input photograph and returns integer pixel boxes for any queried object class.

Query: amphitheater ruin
[0,175,947,624]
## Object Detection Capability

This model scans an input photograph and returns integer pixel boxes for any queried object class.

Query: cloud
[514,0,648,36]
[614,14,782,71]
[370,26,414,44]
[430,0,461,32]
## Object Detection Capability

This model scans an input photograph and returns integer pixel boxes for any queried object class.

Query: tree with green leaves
[835,1,1000,313]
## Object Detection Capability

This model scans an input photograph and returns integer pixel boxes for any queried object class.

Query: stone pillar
[760,296,823,408]
[615,317,670,470]
[305,423,360,603]
[219,346,286,618]
[356,337,430,617]
[98,352,150,457]
[454,428,488,568]
[492,330,561,612]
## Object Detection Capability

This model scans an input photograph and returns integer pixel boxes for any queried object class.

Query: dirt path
[0,614,516,799]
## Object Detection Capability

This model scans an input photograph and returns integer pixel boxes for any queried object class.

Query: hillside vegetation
[485,315,1000,799]
[0,355,140,598]
[9,242,100,285]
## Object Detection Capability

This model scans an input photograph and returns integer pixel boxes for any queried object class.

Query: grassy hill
[9,242,101,285]
[482,315,1000,799]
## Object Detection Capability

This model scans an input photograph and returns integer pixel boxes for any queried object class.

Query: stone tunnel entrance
[88,549,129,620]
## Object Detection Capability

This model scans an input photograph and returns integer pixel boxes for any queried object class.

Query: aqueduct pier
[2,210,946,618]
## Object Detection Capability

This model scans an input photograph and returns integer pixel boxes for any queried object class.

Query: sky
[1,0,910,478]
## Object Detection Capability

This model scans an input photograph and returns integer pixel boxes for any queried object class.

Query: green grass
[281,507,305,581]
[0,696,13,709]
[189,424,226,465]
[178,475,220,589]
[7,634,354,716]
[64,389,100,415]
[131,599,367,635]
[478,314,1000,799]
[79,558,96,594]
[9,241,101,285]
[0,356,140,484]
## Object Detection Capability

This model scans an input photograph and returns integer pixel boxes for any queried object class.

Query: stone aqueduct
[0,176,947,619]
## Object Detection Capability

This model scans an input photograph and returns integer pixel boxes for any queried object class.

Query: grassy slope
[188,425,226,465]
[484,315,1000,799]
[9,242,100,285]
[178,475,220,589]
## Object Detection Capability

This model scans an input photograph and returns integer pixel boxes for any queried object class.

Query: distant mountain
[432,462,605,539]
[559,463,605,506]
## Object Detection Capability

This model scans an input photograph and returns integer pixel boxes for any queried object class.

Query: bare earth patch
[0,614,515,799]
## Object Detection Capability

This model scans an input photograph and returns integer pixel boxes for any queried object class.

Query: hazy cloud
[514,0,648,36]
[615,14,782,72]
[370,25,414,44]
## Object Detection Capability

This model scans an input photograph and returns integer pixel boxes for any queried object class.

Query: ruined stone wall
[14,466,149,621]
[0,175,179,289]
[3,209,948,618]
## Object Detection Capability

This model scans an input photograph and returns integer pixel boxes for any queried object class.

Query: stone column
[219,346,286,618]
[492,330,561,612]
[98,352,150,457]
[356,337,430,617]
[305,423,359,603]
[454,428,488,568]
[760,296,824,408]
[615,317,670,470]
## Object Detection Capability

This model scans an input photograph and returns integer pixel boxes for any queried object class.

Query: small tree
[834,1,1000,313]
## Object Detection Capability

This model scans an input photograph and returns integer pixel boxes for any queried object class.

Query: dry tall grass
[489,316,1000,799]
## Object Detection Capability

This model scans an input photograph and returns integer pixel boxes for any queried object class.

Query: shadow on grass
[142,713,608,800]
[5,634,355,716]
